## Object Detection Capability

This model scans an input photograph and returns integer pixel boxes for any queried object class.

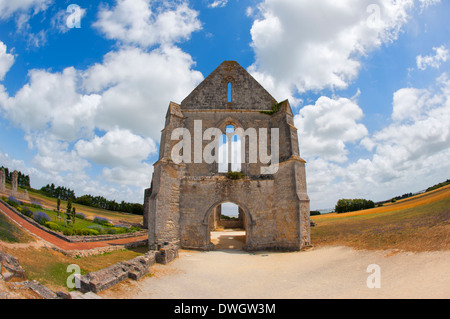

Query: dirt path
[99,246,450,299]
[0,201,147,251]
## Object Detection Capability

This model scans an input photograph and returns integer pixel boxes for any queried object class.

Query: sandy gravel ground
[100,245,450,299]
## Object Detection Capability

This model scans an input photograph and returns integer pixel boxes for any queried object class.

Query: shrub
[21,207,34,218]
[115,224,130,229]
[84,228,99,236]
[130,226,141,232]
[93,216,111,226]
[29,201,43,209]
[105,227,117,234]
[75,212,86,220]
[87,225,105,234]
[45,221,60,231]
[7,196,21,208]
[226,171,247,180]
[112,227,129,234]
[73,228,99,236]
[33,211,50,225]
[63,228,74,236]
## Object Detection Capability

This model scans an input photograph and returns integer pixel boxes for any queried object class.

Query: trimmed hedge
[45,221,60,231]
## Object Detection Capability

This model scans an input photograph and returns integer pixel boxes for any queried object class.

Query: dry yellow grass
[311,185,450,252]
[313,184,450,220]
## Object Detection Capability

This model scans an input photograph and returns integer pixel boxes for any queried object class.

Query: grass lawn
[23,187,143,224]
[0,210,35,243]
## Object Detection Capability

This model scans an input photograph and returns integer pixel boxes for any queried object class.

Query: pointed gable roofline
[181,61,277,111]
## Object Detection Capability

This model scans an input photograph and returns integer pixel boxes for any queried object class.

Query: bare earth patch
[99,246,450,299]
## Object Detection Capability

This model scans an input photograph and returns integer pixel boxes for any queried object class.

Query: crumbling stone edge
[1,250,59,299]
[0,244,179,299]
[78,243,179,294]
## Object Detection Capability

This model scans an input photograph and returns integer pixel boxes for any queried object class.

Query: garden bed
[1,197,146,243]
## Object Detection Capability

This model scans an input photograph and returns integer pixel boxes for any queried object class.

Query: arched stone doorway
[203,200,254,251]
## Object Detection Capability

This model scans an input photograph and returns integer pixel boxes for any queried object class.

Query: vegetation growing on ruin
[226,171,247,180]
[260,101,284,115]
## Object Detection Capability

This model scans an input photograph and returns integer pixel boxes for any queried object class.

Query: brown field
[311,185,450,252]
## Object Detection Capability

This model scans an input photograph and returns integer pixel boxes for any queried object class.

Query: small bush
[45,221,60,231]
[63,228,74,236]
[29,201,43,209]
[75,212,86,220]
[87,225,105,234]
[105,227,117,234]
[112,227,128,234]
[73,228,99,236]
[115,224,130,229]
[33,211,50,225]
[226,171,247,180]
[130,226,141,232]
[7,196,21,208]
[21,207,34,218]
[84,228,99,236]
[93,216,111,226]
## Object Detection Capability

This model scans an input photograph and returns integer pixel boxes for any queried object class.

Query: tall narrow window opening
[218,125,242,173]
[227,82,232,103]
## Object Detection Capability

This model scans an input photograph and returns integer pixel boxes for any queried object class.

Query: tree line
[40,184,76,201]
[334,198,375,214]
[1,166,31,188]
[39,184,144,216]
[426,179,450,192]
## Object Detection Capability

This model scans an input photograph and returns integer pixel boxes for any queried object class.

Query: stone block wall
[79,244,179,294]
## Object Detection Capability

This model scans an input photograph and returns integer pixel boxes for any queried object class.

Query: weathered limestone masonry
[78,244,178,294]
[0,167,5,192]
[11,170,18,195]
[144,61,310,251]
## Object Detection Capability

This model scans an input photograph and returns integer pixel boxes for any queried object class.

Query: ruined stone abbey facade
[144,61,310,251]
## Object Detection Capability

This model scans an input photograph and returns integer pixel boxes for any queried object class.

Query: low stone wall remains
[78,243,179,293]
[0,251,26,282]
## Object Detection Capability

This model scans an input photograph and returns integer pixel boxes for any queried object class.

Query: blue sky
[0,0,449,210]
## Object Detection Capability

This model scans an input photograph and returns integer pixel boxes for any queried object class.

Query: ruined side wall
[295,159,311,247]
[148,162,184,248]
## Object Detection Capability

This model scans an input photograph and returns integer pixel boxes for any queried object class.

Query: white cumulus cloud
[93,0,202,48]
[303,73,450,209]
[75,128,157,168]
[416,45,449,71]
[0,41,14,81]
[295,96,369,163]
[248,0,414,103]
[0,0,51,20]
